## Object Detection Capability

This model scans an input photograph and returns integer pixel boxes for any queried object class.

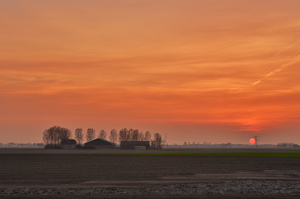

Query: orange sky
[1,0,300,144]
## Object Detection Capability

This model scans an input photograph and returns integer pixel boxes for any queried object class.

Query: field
[1,148,300,198]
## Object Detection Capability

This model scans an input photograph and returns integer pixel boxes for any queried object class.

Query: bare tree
[42,126,72,145]
[119,128,128,142]
[58,127,72,141]
[75,128,84,145]
[145,131,151,141]
[131,129,140,141]
[86,128,95,142]
[109,129,118,143]
[43,129,50,144]
[152,133,163,149]
[139,131,144,141]
[98,130,107,140]
[127,129,134,141]
[48,126,57,144]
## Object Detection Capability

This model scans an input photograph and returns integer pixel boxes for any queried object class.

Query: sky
[1,0,300,145]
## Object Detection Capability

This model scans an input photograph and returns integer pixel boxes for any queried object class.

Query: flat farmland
[0,149,300,198]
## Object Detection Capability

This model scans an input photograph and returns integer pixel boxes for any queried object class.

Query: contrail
[252,55,300,86]
[265,55,300,77]
[252,40,300,86]
[271,39,300,57]
[252,80,261,86]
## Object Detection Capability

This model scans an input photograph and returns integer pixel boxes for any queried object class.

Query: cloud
[266,55,300,76]
[271,39,300,57]
[252,80,261,86]
[252,52,300,86]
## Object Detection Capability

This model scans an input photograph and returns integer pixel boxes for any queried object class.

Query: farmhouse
[120,141,150,150]
[61,139,77,149]
[84,138,115,149]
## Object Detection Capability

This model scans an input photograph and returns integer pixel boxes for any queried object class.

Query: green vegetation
[137,152,300,157]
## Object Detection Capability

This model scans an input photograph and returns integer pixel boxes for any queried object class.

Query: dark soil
[0,153,300,198]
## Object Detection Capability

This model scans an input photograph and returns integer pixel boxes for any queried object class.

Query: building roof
[61,139,77,145]
[84,138,114,146]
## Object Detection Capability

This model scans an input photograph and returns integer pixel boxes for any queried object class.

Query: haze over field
[1,0,300,144]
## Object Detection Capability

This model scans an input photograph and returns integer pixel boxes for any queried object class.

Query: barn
[84,138,115,149]
[61,139,77,149]
[120,141,150,150]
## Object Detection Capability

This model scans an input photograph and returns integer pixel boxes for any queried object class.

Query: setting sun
[249,139,256,144]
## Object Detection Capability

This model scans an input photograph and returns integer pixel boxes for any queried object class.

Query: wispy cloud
[252,80,261,86]
[271,39,300,57]
[252,41,300,86]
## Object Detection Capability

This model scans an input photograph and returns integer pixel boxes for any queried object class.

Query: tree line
[42,126,72,145]
[42,126,164,149]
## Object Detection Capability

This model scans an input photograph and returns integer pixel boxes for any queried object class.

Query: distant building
[120,141,150,150]
[84,138,115,149]
[277,142,296,148]
[294,144,300,148]
[61,139,77,149]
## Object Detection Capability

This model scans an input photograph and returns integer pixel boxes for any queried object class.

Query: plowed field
[0,149,300,198]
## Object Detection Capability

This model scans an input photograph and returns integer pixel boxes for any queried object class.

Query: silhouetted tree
[47,126,57,144]
[42,126,72,145]
[75,128,84,145]
[139,131,144,141]
[86,128,95,142]
[119,128,128,142]
[131,129,140,141]
[7,142,15,147]
[58,127,72,142]
[98,130,107,140]
[127,129,134,141]
[43,129,50,144]
[152,133,163,149]
[145,131,151,141]
[109,129,118,143]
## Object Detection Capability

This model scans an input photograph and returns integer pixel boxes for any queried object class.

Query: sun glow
[249,138,256,144]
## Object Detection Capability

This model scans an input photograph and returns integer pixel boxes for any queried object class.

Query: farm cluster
[42,126,163,150]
